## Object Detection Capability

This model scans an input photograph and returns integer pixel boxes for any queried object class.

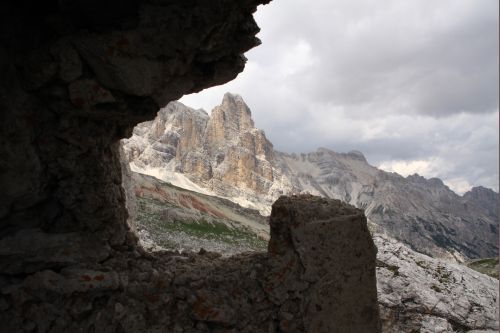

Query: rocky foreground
[130,172,499,333]
[376,235,498,332]
[1,195,382,332]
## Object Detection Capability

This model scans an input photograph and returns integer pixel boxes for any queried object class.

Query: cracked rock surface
[376,234,499,333]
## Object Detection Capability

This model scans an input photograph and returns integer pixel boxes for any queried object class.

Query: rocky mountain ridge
[129,170,499,332]
[122,93,292,213]
[121,93,499,261]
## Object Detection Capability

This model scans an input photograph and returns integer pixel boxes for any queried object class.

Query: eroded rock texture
[1,195,381,332]
[0,0,268,273]
[123,93,284,209]
[0,2,383,331]
[123,96,498,261]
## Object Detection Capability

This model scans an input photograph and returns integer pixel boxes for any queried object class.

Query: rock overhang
[0,1,384,331]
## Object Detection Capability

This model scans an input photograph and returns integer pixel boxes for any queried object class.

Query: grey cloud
[180,0,499,192]
[255,0,498,117]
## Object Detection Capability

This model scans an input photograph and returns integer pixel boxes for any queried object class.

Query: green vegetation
[431,285,442,293]
[415,260,427,269]
[136,196,267,251]
[376,259,400,277]
[435,265,454,284]
[466,258,499,279]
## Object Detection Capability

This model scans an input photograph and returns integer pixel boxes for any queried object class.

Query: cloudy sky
[180,0,499,194]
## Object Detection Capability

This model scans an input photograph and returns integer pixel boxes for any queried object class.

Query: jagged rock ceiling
[0,0,269,273]
[0,1,382,332]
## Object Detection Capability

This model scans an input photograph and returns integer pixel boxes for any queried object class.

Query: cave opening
[0,1,383,331]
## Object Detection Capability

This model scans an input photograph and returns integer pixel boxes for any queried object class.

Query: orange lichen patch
[68,79,115,108]
[94,275,105,281]
[81,275,92,282]
[280,319,290,331]
[145,293,160,304]
[155,280,168,289]
[72,97,85,108]
[22,110,37,126]
[107,46,115,57]
[192,297,221,322]
[274,259,296,281]
[116,37,130,48]
[230,287,242,297]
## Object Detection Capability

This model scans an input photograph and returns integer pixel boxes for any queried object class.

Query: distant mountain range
[125,168,498,332]
[121,93,498,261]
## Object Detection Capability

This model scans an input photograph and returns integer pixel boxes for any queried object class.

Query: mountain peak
[467,186,498,195]
[464,186,499,203]
[222,92,245,105]
[206,92,255,142]
[221,92,251,118]
[347,150,367,162]
[123,94,499,261]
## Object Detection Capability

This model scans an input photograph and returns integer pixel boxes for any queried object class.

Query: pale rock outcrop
[123,93,293,214]
[376,234,499,332]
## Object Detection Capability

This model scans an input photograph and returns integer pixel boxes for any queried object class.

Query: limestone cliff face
[124,95,499,261]
[123,93,292,210]
[205,93,255,145]
[204,94,276,193]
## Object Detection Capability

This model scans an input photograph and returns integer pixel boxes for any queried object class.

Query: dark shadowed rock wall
[0,1,381,331]
[0,0,269,273]
[1,195,381,332]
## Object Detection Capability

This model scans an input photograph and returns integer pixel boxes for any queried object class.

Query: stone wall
[1,195,381,332]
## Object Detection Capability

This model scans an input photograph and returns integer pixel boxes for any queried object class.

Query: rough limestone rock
[266,195,381,332]
[1,194,381,333]
[123,93,293,213]
[463,186,499,223]
[375,234,499,333]
[278,152,499,261]
[129,170,499,332]
[123,96,498,261]
[0,0,269,274]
